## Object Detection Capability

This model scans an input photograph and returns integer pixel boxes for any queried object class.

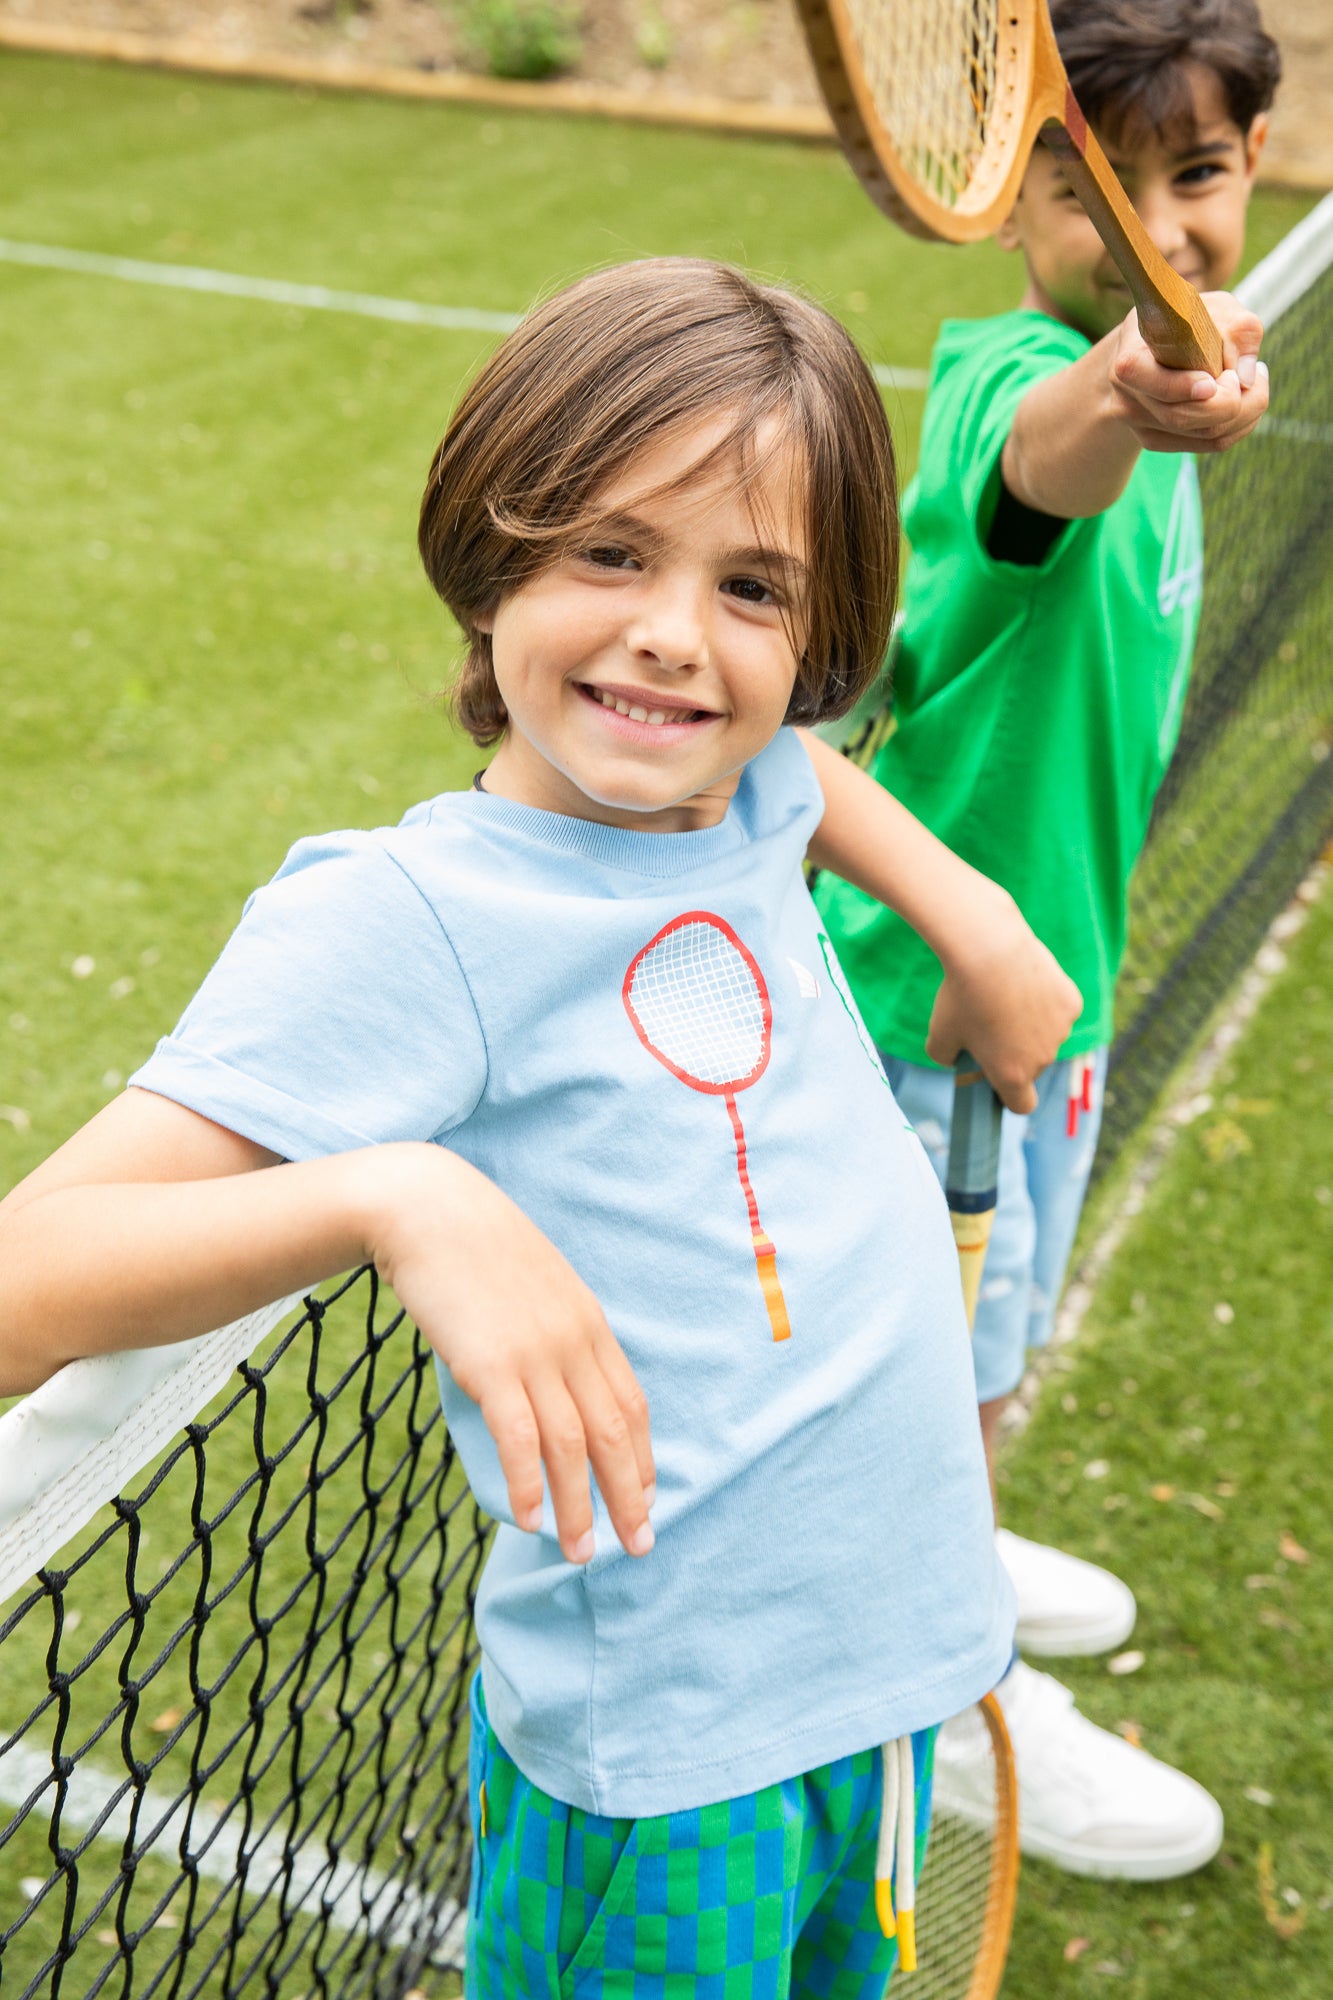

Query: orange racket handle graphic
[945,1054,1003,1334]
[726,1092,792,1341]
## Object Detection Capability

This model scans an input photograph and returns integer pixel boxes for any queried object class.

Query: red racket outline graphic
[623,911,792,1342]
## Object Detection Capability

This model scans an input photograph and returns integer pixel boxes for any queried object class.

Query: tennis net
[0,1272,485,1997]
[1102,190,1333,1162]
[2,193,1331,2000]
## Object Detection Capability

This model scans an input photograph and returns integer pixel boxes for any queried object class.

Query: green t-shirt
[816,309,1203,1065]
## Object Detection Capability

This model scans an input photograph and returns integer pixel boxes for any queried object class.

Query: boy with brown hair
[817,0,1280,1882]
[1,258,1080,1994]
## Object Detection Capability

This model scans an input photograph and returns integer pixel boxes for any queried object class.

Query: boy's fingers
[567,1353,656,1558]
[589,1322,656,1498]
[1200,292,1264,375]
[527,1373,599,1563]
[991,1075,1038,1117]
[479,1377,547,1537]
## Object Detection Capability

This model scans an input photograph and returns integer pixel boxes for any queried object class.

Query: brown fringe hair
[417,258,898,747]
[1051,0,1280,151]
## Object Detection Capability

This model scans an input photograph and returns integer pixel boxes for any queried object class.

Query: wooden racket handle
[1041,102,1224,374]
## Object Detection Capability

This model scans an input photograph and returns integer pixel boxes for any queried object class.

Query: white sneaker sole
[1014,1598,1138,1658]
[1015,1804,1225,1881]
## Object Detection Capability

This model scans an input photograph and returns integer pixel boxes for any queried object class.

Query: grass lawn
[0,46,1326,1998]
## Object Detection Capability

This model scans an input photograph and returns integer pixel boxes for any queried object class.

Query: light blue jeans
[879,1051,1109,1403]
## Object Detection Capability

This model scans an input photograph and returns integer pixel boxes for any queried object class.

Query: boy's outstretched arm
[0,1091,654,1567]
[801,732,1082,1112]
[1002,291,1267,520]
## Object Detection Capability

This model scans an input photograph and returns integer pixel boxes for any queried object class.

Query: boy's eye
[1175,161,1227,188]
[724,575,776,606]
[583,544,637,570]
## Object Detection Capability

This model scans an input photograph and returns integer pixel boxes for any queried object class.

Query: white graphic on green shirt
[1157,459,1203,619]
[1156,460,1203,756]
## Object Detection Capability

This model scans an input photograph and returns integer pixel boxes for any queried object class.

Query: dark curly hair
[1051,0,1280,149]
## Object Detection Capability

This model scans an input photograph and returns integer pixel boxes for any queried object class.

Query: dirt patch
[1,0,1328,185]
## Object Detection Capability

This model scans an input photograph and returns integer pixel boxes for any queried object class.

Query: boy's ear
[996,210,1023,253]
[1242,112,1269,183]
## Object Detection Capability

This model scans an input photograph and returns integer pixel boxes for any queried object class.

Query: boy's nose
[626,581,710,672]
[1135,187,1192,267]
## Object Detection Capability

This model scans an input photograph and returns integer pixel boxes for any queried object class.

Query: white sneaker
[941,1660,1224,1880]
[997,1527,1137,1657]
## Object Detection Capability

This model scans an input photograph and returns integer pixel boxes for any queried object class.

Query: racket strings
[626,920,768,1088]
[845,0,1003,207]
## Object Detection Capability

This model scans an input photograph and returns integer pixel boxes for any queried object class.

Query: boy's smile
[1000,64,1267,342]
[478,413,810,833]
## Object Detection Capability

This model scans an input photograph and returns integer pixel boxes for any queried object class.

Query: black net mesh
[0,1270,488,1998]
[1101,249,1333,1164]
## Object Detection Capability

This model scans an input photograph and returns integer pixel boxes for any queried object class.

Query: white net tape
[0,1292,304,1607]
[626,919,768,1089]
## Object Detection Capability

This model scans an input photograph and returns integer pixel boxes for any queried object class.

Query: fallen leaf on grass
[1215,1482,1238,1498]
[150,1707,184,1734]
[19,1877,45,1899]
[1279,1532,1310,1565]
[1063,1938,1092,1962]
[1107,1650,1145,1676]
[0,1105,31,1132]
[1245,1786,1275,1806]
[1151,1483,1175,1502]
[1116,1720,1143,1747]
[1259,1607,1301,1632]
[1258,1843,1306,1939]
[97,1930,119,1947]
[1245,1574,1279,1590]
[1200,1117,1252,1162]
[1184,1492,1224,1520]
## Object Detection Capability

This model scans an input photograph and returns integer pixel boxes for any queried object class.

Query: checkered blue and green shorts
[465,1675,935,1999]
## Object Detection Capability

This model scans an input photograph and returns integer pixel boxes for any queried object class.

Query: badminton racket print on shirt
[623,912,792,1342]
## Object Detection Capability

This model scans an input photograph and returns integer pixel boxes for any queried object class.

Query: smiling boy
[816,0,1280,1880]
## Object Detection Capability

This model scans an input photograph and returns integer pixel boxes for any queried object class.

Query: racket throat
[949,1204,997,1334]
[724,1091,792,1342]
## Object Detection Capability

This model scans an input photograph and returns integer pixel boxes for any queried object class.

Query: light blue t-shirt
[131,729,1012,1816]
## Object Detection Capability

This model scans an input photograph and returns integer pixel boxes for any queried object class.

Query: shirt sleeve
[129,831,488,1160]
[936,317,1090,556]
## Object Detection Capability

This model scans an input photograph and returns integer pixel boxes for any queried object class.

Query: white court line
[0,236,929,389]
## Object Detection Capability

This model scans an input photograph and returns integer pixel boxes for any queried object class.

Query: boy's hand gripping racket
[794,0,1224,373]
[892,1054,1017,1997]
[623,913,792,1341]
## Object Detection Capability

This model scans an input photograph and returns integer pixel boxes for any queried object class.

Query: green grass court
[0,47,1329,1998]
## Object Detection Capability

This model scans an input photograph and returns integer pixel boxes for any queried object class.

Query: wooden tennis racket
[915,1690,1020,1998]
[794,0,1224,372]
[945,1051,1004,1332]
[886,1055,1017,1998]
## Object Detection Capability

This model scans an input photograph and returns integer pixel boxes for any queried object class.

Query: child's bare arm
[801,734,1081,1111]
[0,1091,654,1567]
[1002,291,1267,520]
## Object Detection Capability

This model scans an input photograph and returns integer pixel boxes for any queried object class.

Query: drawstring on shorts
[874,1734,917,1970]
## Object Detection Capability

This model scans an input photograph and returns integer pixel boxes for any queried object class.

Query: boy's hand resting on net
[366,1146,655,1568]
[1110,292,1267,454]
[925,885,1082,1114]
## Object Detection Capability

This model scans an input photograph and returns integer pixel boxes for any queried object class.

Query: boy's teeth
[593,688,696,727]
